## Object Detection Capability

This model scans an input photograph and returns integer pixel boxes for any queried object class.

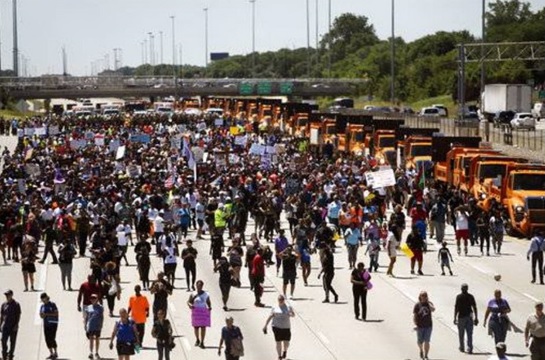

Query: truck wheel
[504,222,521,238]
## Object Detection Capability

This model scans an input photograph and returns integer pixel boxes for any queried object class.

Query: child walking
[437,242,454,276]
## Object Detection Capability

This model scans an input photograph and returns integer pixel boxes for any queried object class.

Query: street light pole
[390,0,395,105]
[328,0,331,77]
[481,0,486,103]
[171,16,178,105]
[12,0,19,76]
[306,0,311,78]
[159,31,164,65]
[204,8,209,76]
[250,0,256,78]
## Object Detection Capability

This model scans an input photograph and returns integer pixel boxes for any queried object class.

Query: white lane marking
[317,331,330,344]
[399,289,417,303]
[472,265,493,275]
[169,301,177,314]
[524,293,540,302]
[34,264,48,325]
[182,338,191,351]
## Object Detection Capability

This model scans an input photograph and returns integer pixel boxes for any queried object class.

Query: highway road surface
[0,135,539,360]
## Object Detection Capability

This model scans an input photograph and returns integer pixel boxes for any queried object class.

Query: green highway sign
[280,82,294,95]
[239,83,254,95]
[257,82,272,95]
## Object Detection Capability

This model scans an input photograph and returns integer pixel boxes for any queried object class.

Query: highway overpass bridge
[0,76,366,99]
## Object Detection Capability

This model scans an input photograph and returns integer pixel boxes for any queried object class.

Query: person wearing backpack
[109,308,140,360]
[218,317,244,360]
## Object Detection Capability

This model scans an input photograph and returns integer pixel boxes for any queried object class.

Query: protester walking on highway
[317,243,338,303]
[151,309,173,360]
[454,284,478,354]
[215,256,233,311]
[484,289,511,345]
[437,242,454,276]
[263,294,295,360]
[477,211,491,256]
[252,247,266,307]
[280,245,298,299]
[490,212,505,255]
[344,222,361,269]
[218,317,244,360]
[127,285,149,344]
[181,240,198,291]
[413,291,435,360]
[274,229,290,276]
[58,239,76,291]
[84,294,104,360]
[525,301,545,360]
[406,225,426,275]
[135,237,152,290]
[385,225,399,277]
[150,272,173,321]
[102,261,121,317]
[39,223,58,264]
[20,241,37,291]
[454,207,470,256]
[527,230,545,284]
[40,293,59,359]
[187,280,212,348]
[78,275,102,312]
[1,290,21,360]
[429,198,446,243]
[109,308,140,360]
[351,262,371,321]
[161,234,178,288]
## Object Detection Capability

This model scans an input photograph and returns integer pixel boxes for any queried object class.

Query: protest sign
[364,169,396,188]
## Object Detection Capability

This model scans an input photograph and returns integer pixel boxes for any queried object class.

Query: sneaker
[282,351,287,359]
[88,353,93,359]
[223,306,228,311]
[334,294,339,303]
[417,270,424,276]
[199,342,205,349]
[441,272,445,276]
[450,271,453,276]
[194,340,200,347]
[322,299,330,303]
[410,270,415,275]
[94,353,101,360]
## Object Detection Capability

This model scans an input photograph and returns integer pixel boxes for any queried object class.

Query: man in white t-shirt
[116,222,129,266]
[454,208,470,256]
[154,211,165,255]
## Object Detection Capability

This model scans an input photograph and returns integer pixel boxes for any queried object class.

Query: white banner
[364,169,396,188]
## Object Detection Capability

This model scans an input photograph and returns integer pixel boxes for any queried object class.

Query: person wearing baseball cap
[1,289,21,360]
[454,283,478,354]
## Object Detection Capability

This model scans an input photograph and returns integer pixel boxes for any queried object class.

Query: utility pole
[12,0,19,76]
[390,0,395,104]
[159,31,164,65]
[481,0,486,106]
[179,44,184,80]
[328,0,331,77]
[306,0,311,78]
[148,32,154,66]
[250,0,256,78]
[171,16,176,77]
[204,8,209,75]
[62,46,68,76]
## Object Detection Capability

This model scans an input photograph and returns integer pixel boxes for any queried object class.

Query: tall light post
[390,0,395,104]
[12,0,19,76]
[204,7,209,75]
[306,0,311,78]
[328,0,332,77]
[315,0,319,50]
[143,39,148,64]
[159,31,164,65]
[148,32,154,66]
[250,0,256,77]
[481,0,486,102]
[171,16,176,76]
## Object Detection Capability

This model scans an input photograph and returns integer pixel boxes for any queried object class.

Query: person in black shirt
[350,262,371,321]
[150,273,173,322]
[406,226,426,275]
[214,256,233,311]
[413,291,435,360]
[135,238,151,290]
[280,246,298,299]
[318,244,338,303]
[181,240,198,291]
[454,284,478,354]
[437,242,454,276]
[1,290,21,360]
[39,223,58,264]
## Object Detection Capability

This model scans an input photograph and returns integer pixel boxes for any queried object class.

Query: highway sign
[280,82,294,95]
[257,82,272,95]
[239,83,254,95]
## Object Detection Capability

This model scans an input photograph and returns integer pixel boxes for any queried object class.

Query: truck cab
[501,165,545,237]
[404,137,432,171]
[373,130,396,166]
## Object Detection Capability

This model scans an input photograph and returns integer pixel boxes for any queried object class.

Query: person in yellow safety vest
[214,203,227,237]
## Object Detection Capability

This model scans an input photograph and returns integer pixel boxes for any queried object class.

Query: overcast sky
[1,0,543,76]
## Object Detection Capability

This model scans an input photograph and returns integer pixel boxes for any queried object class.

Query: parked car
[420,107,441,117]
[431,104,448,117]
[493,110,516,128]
[533,102,545,120]
[510,112,536,130]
